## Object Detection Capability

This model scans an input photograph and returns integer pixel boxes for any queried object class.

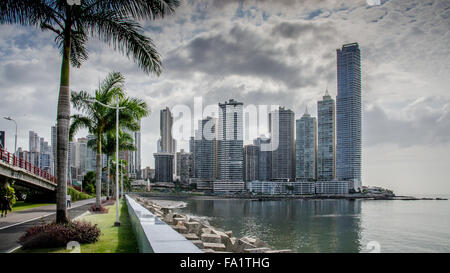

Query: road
[0,198,97,253]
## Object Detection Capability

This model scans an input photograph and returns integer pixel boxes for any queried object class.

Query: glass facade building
[336,43,362,183]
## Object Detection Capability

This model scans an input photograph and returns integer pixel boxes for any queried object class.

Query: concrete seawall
[126,194,203,253]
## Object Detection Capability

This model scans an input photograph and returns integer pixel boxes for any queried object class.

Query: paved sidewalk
[0,198,106,253]
[0,198,98,229]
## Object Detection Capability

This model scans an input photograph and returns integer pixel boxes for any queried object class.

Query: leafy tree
[70,72,149,210]
[0,0,180,223]
[82,171,96,195]
[89,128,135,198]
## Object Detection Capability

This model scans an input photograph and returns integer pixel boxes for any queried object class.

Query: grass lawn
[15,199,138,253]
[12,201,55,212]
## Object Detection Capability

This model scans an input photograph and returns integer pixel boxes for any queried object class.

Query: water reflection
[179,199,362,253]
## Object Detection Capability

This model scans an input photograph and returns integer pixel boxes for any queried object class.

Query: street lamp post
[3,117,17,154]
[88,95,124,226]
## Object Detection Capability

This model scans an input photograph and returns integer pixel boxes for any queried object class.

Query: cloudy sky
[0,0,449,194]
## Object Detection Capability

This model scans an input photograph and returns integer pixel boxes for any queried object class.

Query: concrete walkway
[0,198,102,253]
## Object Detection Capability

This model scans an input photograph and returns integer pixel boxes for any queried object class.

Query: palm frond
[83,11,162,75]
[85,0,180,21]
[69,114,93,141]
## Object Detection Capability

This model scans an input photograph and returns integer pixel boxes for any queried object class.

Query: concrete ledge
[125,195,203,253]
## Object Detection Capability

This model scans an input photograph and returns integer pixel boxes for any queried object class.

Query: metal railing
[0,148,57,184]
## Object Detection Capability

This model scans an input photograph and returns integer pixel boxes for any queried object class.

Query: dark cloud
[165,23,327,89]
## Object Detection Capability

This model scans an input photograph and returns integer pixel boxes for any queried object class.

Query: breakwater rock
[133,196,292,253]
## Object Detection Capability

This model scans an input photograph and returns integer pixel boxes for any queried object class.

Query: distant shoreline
[134,192,448,202]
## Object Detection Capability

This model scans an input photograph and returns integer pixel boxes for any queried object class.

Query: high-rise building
[269,107,295,181]
[317,89,336,181]
[176,149,193,184]
[134,129,141,179]
[86,135,96,172]
[29,131,40,153]
[154,153,174,182]
[159,107,175,153]
[0,131,5,150]
[243,144,259,182]
[336,43,362,183]
[253,136,272,181]
[158,108,176,175]
[296,108,317,181]
[51,125,57,175]
[193,117,217,180]
[218,99,244,181]
[76,137,87,180]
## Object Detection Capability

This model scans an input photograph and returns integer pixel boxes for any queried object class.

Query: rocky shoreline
[136,192,448,201]
[133,195,292,253]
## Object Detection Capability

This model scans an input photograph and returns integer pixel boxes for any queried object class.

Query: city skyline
[1,0,449,194]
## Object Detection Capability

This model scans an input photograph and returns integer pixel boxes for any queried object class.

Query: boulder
[191,240,204,249]
[183,233,200,240]
[198,227,212,236]
[203,242,226,251]
[233,238,256,253]
[172,217,186,225]
[243,247,272,253]
[172,225,188,234]
[184,221,201,234]
[201,233,222,244]
[225,231,233,237]
[222,236,236,252]
[264,249,293,253]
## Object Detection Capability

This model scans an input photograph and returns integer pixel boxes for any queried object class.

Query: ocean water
[177,196,450,253]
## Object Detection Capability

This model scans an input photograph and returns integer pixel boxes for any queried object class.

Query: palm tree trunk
[106,155,110,199]
[56,32,71,224]
[95,133,102,209]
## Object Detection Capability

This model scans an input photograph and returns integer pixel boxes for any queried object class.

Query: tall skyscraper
[0,131,5,150]
[76,137,87,180]
[218,99,244,181]
[154,153,174,182]
[253,136,272,181]
[193,117,217,180]
[134,129,141,179]
[296,108,317,181]
[317,89,336,181]
[159,107,175,153]
[176,149,193,184]
[269,107,295,181]
[86,135,97,172]
[158,108,176,175]
[51,125,57,175]
[336,42,362,183]
[243,144,259,182]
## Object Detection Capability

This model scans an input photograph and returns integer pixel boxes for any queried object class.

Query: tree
[89,128,135,198]
[82,171,96,195]
[1,0,179,223]
[70,71,149,210]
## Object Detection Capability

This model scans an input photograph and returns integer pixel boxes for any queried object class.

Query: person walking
[0,194,12,217]
[66,194,71,208]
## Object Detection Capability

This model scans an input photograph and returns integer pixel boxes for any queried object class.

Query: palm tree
[1,0,179,223]
[109,158,128,198]
[70,71,149,210]
[89,129,135,199]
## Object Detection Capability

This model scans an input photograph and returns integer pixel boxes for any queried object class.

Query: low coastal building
[213,181,245,193]
[315,181,350,195]
[247,181,315,195]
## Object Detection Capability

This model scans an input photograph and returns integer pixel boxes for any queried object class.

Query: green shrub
[67,187,92,201]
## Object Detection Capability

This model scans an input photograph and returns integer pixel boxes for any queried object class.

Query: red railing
[0,148,57,185]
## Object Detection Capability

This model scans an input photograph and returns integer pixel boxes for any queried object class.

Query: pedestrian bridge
[0,148,57,191]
